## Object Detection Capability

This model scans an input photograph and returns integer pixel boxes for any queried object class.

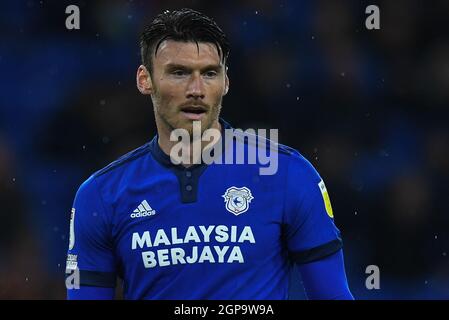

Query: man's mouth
[180,106,207,120]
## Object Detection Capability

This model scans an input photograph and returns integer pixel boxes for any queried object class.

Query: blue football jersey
[66,119,342,299]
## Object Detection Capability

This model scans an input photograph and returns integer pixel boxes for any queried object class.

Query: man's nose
[186,73,205,99]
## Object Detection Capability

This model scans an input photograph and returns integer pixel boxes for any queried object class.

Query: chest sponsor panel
[130,225,256,268]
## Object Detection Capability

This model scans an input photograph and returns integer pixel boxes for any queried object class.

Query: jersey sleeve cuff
[290,238,343,265]
[66,270,117,288]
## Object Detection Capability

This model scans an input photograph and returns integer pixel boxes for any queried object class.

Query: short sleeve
[66,175,117,287]
[283,154,342,265]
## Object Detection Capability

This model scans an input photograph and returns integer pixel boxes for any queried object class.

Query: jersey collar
[148,118,233,203]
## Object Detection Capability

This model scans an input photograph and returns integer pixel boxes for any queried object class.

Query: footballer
[66,8,353,300]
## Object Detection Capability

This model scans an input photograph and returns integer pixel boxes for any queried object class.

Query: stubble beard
[153,98,222,141]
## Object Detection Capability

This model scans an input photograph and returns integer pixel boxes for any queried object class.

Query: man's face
[145,40,229,135]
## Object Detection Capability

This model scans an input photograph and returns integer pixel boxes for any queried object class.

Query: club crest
[222,186,254,215]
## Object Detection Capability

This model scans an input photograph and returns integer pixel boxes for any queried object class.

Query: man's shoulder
[276,142,302,158]
[92,142,152,179]
[229,126,315,171]
[276,143,319,178]
[74,142,152,197]
[230,128,301,157]
[277,144,323,186]
[222,119,307,161]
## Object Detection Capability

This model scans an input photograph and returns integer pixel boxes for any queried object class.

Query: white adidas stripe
[130,200,156,218]
[142,200,153,211]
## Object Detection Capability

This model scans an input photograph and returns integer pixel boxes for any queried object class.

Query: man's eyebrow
[164,63,223,72]
[200,64,223,71]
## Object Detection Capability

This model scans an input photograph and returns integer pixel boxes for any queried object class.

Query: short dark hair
[140,8,230,74]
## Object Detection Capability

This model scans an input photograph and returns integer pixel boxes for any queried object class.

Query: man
[66,8,353,300]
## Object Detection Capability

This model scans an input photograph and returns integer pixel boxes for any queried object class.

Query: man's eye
[172,70,187,76]
[204,71,218,78]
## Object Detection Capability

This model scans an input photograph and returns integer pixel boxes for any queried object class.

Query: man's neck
[157,119,222,167]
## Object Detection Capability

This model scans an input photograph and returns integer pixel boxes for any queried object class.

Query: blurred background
[0,0,448,299]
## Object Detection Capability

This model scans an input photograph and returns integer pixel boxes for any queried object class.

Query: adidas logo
[130,200,156,218]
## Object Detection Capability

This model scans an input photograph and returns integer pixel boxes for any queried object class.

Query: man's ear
[136,65,153,95]
[224,72,230,96]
